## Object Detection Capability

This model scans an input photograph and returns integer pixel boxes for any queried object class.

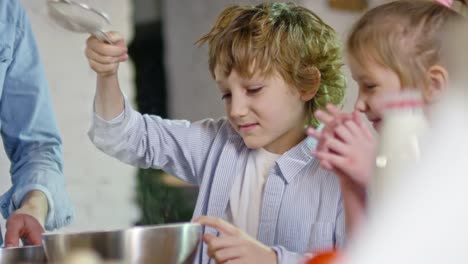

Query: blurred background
[0,0,386,232]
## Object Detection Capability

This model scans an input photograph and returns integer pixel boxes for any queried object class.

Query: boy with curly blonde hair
[86,2,346,263]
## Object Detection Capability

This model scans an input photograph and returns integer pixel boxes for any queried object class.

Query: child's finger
[87,36,127,57]
[306,127,329,154]
[326,104,344,118]
[352,111,363,125]
[119,54,129,61]
[321,160,334,171]
[327,104,353,124]
[204,235,242,259]
[106,31,126,45]
[334,124,354,144]
[87,59,119,75]
[344,120,361,137]
[353,112,374,140]
[195,216,239,236]
[314,109,333,124]
[314,151,347,173]
[85,47,123,64]
[211,246,242,263]
[323,136,348,156]
[306,127,321,140]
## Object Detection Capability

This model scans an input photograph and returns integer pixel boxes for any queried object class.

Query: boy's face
[349,56,403,132]
[215,67,308,154]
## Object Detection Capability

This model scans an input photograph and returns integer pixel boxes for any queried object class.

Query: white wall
[0,0,139,232]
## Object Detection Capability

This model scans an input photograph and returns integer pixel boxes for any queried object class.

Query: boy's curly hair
[197,2,346,128]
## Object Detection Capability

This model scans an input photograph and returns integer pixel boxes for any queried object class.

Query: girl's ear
[300,67,321,102]
[423,65,449,104]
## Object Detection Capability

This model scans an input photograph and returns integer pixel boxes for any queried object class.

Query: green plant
[135,169,195,225]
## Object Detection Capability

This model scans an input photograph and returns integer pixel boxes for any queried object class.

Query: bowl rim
[41,222,201,239]
[0,245,44,250]
[129,222,201,232]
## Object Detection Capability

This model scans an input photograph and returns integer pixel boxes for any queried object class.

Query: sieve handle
[94,30,114,44]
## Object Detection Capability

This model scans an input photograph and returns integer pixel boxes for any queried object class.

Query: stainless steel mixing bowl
[42,222,201,263]
[0,245,47,263]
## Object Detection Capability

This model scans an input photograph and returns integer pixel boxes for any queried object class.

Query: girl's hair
[347,0,462,89]
[197,2,346,127]
[451,0,468,16]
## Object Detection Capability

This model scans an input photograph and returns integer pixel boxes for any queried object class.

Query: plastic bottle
[370,91,429,207]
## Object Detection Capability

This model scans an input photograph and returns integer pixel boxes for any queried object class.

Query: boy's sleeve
[272,246,311,264]
[89,96,228,185]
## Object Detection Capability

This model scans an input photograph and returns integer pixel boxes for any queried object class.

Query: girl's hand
[306,104,353,169]
[194,216,277,264]
[85,31,128,77]
[311,112,376,237]
[313,111,376,188]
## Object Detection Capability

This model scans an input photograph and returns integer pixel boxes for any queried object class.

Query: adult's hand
[4,190,48,247]
[4,212,44,247]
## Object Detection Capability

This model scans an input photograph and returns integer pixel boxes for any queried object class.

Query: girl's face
[349,56,403,132]
[215,67,311,154]
[349,55,449,132]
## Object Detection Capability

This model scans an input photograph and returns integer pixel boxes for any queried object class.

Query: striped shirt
[88,98,345,264]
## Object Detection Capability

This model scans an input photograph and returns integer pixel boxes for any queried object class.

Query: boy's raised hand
[194,216,277,264]
[85,31,128,77]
